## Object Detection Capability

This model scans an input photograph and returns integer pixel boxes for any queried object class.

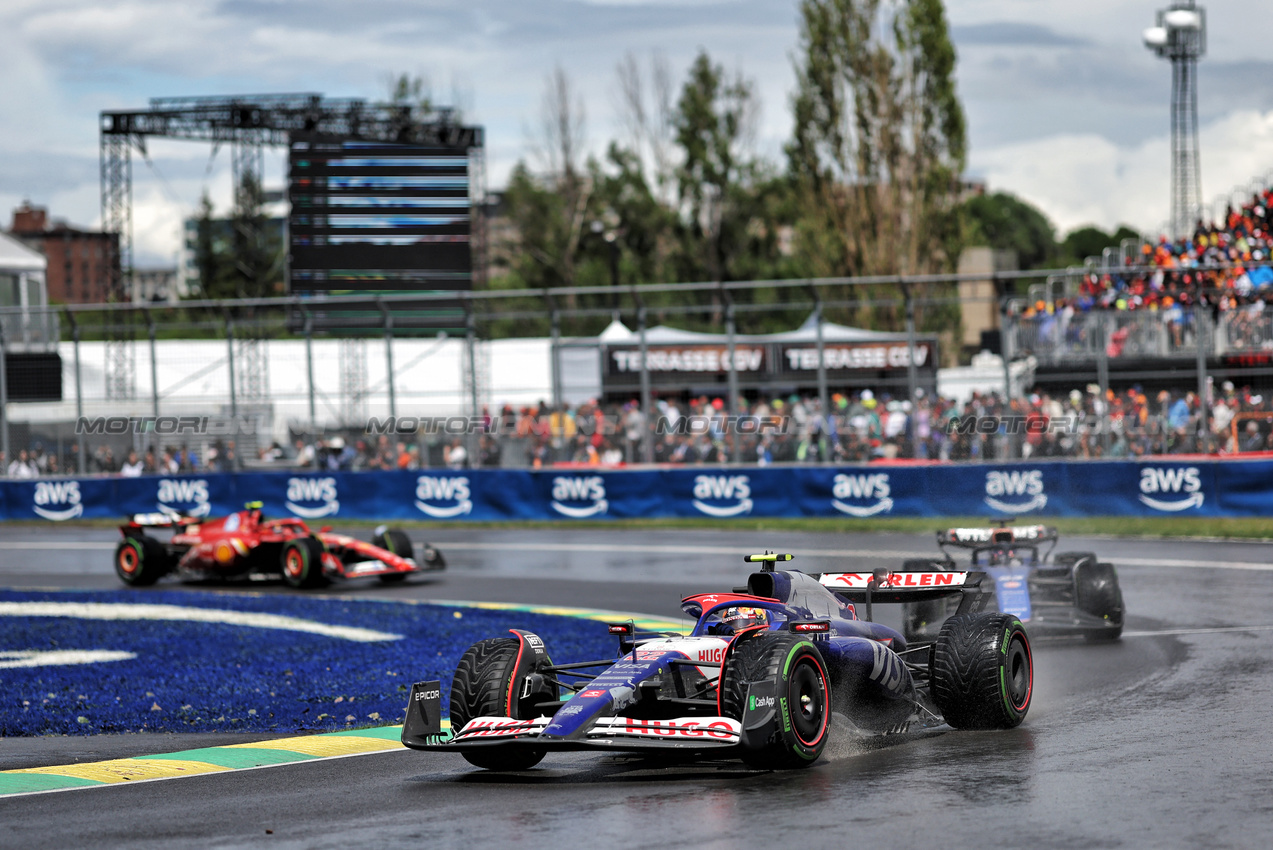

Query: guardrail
[9,458,1272,522]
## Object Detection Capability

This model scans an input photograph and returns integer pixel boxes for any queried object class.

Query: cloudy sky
[2,0,1272,266]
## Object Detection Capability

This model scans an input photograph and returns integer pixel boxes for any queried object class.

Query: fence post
[226,315,238,419]
[378,298,396,420]
[723,289,741,464]
[465,298,479,464]
[807,285,829,438]
[1097,313,1111,454]
[903,282,918,408]
[69,311,86,474]
[301,305,316,439]
[1196,304,1209,433]
[549,302,562,410]
[998,295,1017,460]
[146,309,159,418]
[542,288,562,412]
[0,319,9,470]
[637,303,653,464]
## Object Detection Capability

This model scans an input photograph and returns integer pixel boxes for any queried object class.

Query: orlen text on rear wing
[816,570,987,605]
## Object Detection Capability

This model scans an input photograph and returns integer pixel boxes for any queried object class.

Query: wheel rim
[118,545,139,575]
[1005,632,1032,712]
[788,656,828,747]
[284,548,304,579]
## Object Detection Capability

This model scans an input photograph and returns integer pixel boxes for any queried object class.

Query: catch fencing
[4,262,1273,471]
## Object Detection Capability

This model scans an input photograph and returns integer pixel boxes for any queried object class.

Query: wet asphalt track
[3,526,1273,848]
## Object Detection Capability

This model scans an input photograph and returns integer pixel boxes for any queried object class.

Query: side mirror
[320,525,333,533]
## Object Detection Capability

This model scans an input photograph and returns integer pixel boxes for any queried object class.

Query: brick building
[8,202,118,303]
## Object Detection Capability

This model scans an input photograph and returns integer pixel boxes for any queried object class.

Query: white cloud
[972,109,1273,237]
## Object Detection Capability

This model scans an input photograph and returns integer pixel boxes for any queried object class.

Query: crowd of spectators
[1016,188,1273,360]
[11,383,1273,478]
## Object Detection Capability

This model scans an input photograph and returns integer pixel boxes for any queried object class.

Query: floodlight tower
[1143,2,1206,239]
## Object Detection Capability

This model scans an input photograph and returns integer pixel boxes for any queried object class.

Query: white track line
[430,541,1273,572]
[4,542,115,550]
[1122,624,1273,638]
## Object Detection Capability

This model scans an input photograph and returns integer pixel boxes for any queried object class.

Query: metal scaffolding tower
[99,94,485,398]
[99,132,135,399]
[339,338,369,426]
[1144,2,1207,239]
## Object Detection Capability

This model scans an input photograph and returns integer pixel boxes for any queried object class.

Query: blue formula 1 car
[401,553,1032,771]
[899,525,1124,644]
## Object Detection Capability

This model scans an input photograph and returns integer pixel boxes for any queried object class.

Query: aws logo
[157,478,211,518]
[984,470,1047,513]
[415,476,472,518]
[284,477,339,519]
[691,475,752,517]
[33,480,83,521]
[1138,466,1204,512]
[831,473,892,517]
[868,640,908,695]
[551,476,608,518]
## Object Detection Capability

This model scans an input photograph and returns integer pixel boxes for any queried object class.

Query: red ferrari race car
[114,502,445,589]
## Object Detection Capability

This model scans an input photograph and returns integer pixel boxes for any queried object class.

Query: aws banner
[3,459,1271,521]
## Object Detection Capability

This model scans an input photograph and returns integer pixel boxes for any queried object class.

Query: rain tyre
[450,638,547,771]
[114,536,168,586]
[931,613,1032,730]
[372,528,416,582]
[721,632,830,770]
[280,537,328,589]
[1075,561,1124,641]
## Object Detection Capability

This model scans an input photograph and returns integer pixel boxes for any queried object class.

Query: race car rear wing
[125,511,193,528]
[125,511,184,524]
[937,525,1058,548]
[817,570,988,605]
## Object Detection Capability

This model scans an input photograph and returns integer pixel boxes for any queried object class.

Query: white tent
[0,231,47,273]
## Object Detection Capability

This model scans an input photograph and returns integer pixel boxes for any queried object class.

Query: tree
[385,72,433,119]
[189,175,282,301]
[1058,225,1139,267]
[962,191,1057,270]
[230,170,279,298]
[673,50,759,284]
[615,52,678,208]
[787,0,967,280]
[191,192,227,299]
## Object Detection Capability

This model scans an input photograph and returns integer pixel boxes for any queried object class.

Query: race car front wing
[401,681,742,753]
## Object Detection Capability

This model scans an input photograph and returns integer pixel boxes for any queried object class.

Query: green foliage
[962,191,1057,270]
[486,14,981,336]
[189,175,283,300]
[1057,224,1140,267]
[787,0,967,281]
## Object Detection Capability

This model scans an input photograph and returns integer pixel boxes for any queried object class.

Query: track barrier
[6,458,1272,521]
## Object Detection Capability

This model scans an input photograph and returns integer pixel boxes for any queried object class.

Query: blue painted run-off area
[0,589,614,736]
[7,459,1272,521]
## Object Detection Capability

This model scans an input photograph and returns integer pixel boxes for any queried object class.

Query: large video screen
[287,135,472,293]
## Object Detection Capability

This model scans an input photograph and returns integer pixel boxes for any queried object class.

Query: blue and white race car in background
[899,525,1124,643]
[402,553,1033,771]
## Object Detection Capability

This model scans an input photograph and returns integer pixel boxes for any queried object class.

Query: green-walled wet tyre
[931,613,1032,730]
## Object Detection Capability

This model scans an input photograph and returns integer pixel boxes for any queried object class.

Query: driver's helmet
[988,548,1022,567]
[720,606,768,632]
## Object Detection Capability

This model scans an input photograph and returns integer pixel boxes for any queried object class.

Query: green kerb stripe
[0,773,104,795]
[328,724,412,740]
